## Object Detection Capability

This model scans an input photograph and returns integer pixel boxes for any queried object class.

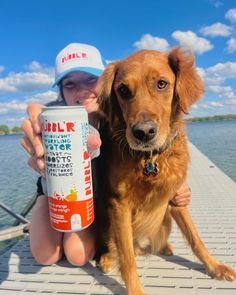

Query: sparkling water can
[41,106,94,232]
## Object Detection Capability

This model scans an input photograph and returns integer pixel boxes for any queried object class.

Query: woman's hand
[20,103,101,175]
[170,182,191,207]
[20,103,45,175]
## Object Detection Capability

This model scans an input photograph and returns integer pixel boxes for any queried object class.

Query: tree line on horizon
[186,114,236,122]
[0,124,22,135]
[0,114,236,135]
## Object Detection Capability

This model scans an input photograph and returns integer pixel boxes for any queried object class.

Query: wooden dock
[0,142,236,294]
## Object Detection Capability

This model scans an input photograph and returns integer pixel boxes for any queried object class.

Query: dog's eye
[117,84,132,99]
[157,80,168,90]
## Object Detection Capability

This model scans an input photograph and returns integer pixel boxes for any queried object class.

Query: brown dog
[94,48,236,295]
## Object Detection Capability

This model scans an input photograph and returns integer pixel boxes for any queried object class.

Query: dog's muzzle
[131,121,157,143]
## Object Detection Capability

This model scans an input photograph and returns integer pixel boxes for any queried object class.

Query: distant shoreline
[186,114,236,123]
[0,125,22,136]
[0,132,23,136]
[0,115,236,135]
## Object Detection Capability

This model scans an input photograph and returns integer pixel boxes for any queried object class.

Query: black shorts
[36,176,44,197]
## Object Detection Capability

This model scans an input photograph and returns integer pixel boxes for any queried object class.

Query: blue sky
[0,0,236,126]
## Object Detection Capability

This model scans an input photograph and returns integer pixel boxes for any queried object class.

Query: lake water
[0,134,38,222]
[0,120,235,251]
[0,134,38,252]
[186,120,236,182]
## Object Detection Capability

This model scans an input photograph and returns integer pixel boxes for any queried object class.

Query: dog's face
[98,48,204,152]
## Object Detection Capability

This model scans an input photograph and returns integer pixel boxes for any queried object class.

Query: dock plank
[1,142,236,294]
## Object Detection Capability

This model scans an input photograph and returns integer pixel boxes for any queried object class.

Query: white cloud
[0,61,57,126]
[7,116,26,123]
[134,34,170,51]
[0,100,28,112]
[225,99,236,105]
[0,92,59,128]
[0,66,4,74]
[200,22,232,37]
[105,59,115,64]
[26,90,58,104]
[196,60,236,117]
[198,67,225,86]
[199,62,236,102]
[0,79,16,92]
[0,91,58,117]
[26,61,45,72]
[196,67,206,79]
[0,71,54,93]
[207,85,236,100]
[224,92,236,100]
[190,100,236,117]
[210,0,223,8]
[194,101,224,111]
[0,61,54,93]
[172,30,213,54]
[207,85,231,94]
[195,62,236,116]
[208,101,224,107]
[0,107,8,114]
[200,103,211,109]
[207,61,236,78]
[226,38,236,53]
[225,8,236,23]
[206,75,225,86]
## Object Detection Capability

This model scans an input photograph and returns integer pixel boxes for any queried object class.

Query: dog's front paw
[208,263,236,281]
[97,253,114,273]
[160,243,174,256]
[134,246,146,256]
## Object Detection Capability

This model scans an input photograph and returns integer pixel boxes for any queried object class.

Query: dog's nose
[132,121,157,142]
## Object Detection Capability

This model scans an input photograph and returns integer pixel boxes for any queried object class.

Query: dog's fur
[94,48,236,295]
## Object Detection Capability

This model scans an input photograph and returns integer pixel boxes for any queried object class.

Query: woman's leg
[63,224,95,266]
[29,195,63,265]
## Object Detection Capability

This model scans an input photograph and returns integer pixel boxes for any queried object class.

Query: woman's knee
[65,247,95,266]
[63,231,95,266]
[31,247,63,265]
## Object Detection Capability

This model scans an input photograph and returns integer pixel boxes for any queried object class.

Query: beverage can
[41,106,94,232]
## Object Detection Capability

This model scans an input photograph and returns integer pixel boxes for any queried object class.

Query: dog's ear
[168,47,204,114]
[97,62,123,129]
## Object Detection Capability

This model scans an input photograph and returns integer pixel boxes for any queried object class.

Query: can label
[41,106,94,232]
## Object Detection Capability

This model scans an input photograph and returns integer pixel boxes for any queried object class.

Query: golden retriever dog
[94,48,236,295]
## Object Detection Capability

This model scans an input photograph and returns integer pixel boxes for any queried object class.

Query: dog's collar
[143,150,159,176]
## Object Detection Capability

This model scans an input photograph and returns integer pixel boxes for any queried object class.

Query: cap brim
[52,67,104,88]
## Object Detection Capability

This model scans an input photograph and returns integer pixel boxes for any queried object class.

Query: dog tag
[143,160,159,176]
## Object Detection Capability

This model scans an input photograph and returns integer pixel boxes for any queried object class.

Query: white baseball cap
[53,43,106,87]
